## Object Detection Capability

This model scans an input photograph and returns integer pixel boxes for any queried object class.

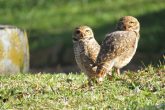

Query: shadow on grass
[29,9,165,73]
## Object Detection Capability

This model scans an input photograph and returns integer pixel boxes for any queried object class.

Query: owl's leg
[88,77,97,86]
[117,68,120,75]
[80,76,95,88]
[114,67,120,75]
[87,72,100,86]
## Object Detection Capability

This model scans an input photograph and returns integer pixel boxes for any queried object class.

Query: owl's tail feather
[96,61,114,80]
[97,66,107,78]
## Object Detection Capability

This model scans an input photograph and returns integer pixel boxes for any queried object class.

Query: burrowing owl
[72,25,100,80]
[95,16,140,81]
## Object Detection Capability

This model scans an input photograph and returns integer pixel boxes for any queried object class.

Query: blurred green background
[0,0,164,72]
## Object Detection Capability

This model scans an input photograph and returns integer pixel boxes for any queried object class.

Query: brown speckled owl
[95,16,140,81]
[72,25,100,80]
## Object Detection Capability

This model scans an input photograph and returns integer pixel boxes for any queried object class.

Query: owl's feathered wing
[73,38,100,78]
[96,31,139,77]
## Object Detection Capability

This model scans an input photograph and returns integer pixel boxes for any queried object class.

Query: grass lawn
[0,65,164,109]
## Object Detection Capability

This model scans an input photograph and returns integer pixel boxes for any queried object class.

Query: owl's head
[116,16,140,32]
[73,25,94,42]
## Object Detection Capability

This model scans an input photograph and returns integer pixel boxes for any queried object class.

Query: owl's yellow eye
[85,30,91,34]
[130,21,134,24]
